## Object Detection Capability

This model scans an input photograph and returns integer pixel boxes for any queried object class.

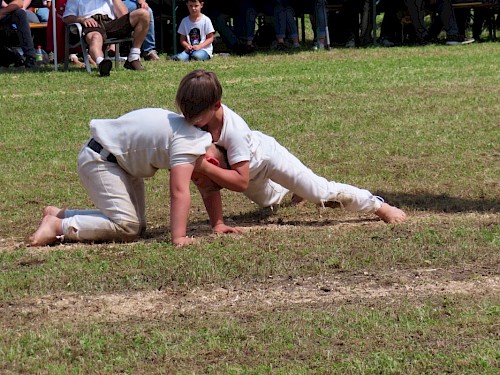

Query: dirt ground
[3,267,498,324]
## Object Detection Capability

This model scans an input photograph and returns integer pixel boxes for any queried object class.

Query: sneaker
[446,35,475,45]
[276,42,287,51]
[345,38,355,48]
[124,59,144,71]
[144,49,160,61]
[98,58,112,76]
[379,37,395,47]
[24,55,37,68]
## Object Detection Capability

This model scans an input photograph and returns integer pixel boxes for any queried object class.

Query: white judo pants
[61,144,146,242]
[243,140,382,213]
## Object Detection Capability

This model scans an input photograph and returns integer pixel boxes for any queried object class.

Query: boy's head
[186,0,204,14]
[176,69,222,123]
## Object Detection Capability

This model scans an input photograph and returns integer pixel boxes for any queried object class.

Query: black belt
[87,138,118,163]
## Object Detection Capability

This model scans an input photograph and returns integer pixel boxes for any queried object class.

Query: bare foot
[29,215,63,246]
[375,203,407,224]
[42,206,65,218]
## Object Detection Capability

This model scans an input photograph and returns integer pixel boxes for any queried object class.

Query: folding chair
[63,23,133,72]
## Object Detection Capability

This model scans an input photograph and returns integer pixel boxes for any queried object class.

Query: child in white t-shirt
[176,70,407,231]
[172,0,215,61]
[29,108,241,248]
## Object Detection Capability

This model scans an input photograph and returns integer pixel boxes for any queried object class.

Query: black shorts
[83,14,133,40]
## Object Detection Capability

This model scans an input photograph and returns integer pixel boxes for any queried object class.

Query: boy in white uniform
[172,0,214,61]
[176,70,407,227]
[29,108,240,247]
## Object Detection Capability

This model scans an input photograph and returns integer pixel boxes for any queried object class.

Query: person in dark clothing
[0,0,37,67]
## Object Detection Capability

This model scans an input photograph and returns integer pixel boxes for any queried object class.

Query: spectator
[203,0,250,54]
[63,0,150,76]
[404,0,474,44]
[22,0,50,23]
[310,0,327,50]
[273,0,300,49]
[0,0,37,67]
[122,0,159,60]
[172,0,214,61]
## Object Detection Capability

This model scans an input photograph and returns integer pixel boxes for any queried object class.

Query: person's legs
[436,0,460,36]
[244,178,290,208]
[190,49,210,61]
[5,9,36,58]
[172,50,191,61]
[24,9,40,23]
[142,8,157,53]
[264,141,383,213]
[35,7,50,22]
[314,0,327,47]
[404,0,429,42]
[63,146,144,242]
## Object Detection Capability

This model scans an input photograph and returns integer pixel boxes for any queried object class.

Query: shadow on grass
[377,191,499,213]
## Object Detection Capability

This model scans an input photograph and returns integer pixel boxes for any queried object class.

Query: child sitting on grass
[172,0,214,61]
[176,70,407,229]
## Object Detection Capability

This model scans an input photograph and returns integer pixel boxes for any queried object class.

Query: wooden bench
[29,22,48,29]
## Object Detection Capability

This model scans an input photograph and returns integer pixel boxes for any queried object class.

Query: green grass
[0,42,499,373]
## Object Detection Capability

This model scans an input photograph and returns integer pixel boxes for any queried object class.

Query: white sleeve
[169,130,213,167]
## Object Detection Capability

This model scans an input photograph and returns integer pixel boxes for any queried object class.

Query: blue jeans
[122,0,156,52]
[36,7,50,22]
[173,49,210,61]
[274,1,298,40]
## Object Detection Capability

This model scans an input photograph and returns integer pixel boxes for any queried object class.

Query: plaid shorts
[83,14,133,40]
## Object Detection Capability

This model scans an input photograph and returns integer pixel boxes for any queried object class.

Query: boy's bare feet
[29,215,63,246]
[42,206,65,218]
[375,203,407,224]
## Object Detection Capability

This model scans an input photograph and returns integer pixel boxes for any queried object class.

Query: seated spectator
[22,0,50,23]
[239,0,300,51]
[309,0,327,50]
[63,0,150,76]
[172,0,214,61]
[378,0,414,46]
[122,0,159,60]
[273,0,300,49]
[0,0,37,67]
[203,0,251,55]
[404,0,474,44]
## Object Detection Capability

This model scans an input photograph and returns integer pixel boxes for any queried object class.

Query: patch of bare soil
[3,267,498,324]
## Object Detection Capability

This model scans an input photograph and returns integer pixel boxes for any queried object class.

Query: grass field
[0,41,499,374]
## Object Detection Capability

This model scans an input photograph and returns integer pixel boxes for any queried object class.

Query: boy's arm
[197,159,250,192]
[199,189,242,234]
[179,34,191,52]
[170,163,196,247]
[193,32,214,50]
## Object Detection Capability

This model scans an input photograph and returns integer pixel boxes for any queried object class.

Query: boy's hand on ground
[213,224,244,234]
[173,236,196,247]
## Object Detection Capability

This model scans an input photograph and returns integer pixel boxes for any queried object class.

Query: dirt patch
[3,267,498,324]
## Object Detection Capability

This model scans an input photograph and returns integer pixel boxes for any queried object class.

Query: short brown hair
[175,69,223,122]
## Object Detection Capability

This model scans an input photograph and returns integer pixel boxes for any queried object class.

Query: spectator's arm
[22,0,31,9]
[136,0,149,9]
[0,0,22,17]
[112,0,129,18]
[63,15,99,28]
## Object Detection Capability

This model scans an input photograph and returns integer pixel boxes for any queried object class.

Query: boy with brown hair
[176,70,407,231]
